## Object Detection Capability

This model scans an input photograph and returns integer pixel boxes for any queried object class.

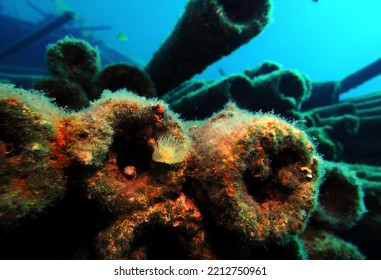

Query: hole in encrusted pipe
[131,224,189,259]
[229,76,253,104]
[243,170,266,203]
[62,43,90,68]
[271,147,302,168]
[279,72,305,100]
[318,169,358,222]
[218,0,262,24]
[113,131,152,175]
[95,64,157,98]
[244,170,293,203]
[244,148,299,203]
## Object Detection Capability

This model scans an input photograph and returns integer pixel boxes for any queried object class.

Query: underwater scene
[0,0,380,260]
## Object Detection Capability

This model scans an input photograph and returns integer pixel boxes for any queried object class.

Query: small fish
[218,68,226,77]
[117,33,128,42]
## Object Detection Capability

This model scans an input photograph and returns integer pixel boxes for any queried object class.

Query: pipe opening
[218,0,262,24]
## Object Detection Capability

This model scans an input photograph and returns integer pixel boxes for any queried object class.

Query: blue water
[1,0,381,99]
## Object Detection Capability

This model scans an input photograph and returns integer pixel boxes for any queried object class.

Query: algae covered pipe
[146,0,272,96]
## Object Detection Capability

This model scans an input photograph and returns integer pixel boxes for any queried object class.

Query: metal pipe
[145,0,272,96]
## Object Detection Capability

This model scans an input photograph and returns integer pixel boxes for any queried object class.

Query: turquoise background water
[2,0,381,99]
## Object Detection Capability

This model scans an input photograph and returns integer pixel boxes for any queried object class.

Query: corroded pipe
[146,0,272,95]
[165,69,310,120]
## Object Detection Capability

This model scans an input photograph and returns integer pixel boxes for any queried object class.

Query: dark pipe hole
[113,132,152,174]
[318,170,356,216]
[271,147,302,169]
[244,170,294,203]
[244,148,299,203]
[279,73,304,99]
[219,0,261,23]
[133,224,189,260]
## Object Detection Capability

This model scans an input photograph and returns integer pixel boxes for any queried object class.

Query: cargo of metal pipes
[145,0,272,96]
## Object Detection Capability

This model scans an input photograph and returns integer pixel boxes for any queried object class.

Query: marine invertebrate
[0,85,210,259]
[0,82,374,259]
[65,90,212,259]
[146,0,272,95]
[0,84,68,230]
[186,104,323,245]
[59,89,188,167]
[0,0,377,259]
[152,134,190,164]
[79,90,189,212]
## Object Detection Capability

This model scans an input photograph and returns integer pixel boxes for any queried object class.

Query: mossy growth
[0,84,68,230]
